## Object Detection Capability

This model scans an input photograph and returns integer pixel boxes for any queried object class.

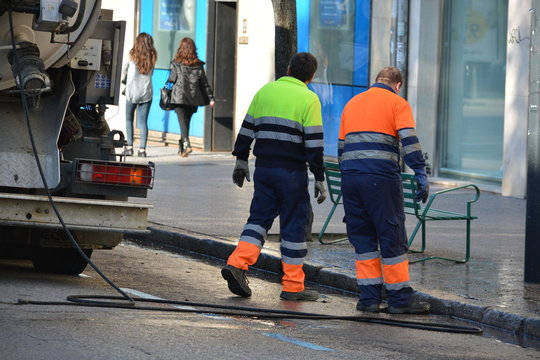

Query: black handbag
[159,86,174,111]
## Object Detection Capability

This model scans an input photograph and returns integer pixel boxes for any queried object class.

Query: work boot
[356,301,387,313]
[221,265,251,297]
[181,138,192,157]
[279,289,319,301]
[388,301,430,314]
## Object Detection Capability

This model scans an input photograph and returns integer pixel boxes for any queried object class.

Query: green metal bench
[318,161,481,263]
[401,173,480,263]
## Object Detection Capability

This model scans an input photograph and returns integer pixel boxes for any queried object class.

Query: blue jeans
[125,100,151,148]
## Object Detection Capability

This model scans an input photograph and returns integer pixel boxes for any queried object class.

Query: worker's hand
[414,173,429,203]
[232,159,250,188]
[314,180,327,204]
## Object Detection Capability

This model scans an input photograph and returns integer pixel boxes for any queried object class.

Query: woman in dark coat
[168,37,214,157]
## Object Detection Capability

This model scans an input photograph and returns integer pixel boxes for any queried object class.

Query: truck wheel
[30,246,93,275]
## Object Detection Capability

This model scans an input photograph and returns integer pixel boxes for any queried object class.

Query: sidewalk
[126,144,540,338]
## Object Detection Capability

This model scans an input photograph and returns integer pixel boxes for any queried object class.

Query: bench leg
[464,218,471,262]
[317,200,348,245]
[410,219,471,264]
[407,220,426,253]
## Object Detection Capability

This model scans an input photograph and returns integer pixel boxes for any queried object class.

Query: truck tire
[31,247,93,275]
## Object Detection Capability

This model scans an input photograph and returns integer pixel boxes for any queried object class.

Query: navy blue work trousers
[341,174,413,307]
[245,166,310,263]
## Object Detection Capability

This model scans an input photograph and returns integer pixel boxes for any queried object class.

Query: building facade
[104,0,531,198]
[400,0,529,198]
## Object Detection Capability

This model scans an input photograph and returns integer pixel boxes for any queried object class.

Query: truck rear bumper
[0,192,152,233]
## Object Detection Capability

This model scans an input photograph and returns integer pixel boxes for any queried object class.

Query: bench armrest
[420,184,480,218]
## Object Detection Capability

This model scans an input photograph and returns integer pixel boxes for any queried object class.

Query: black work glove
[232,159,250,188]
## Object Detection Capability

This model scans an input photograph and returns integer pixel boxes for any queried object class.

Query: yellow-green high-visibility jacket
[232,76,325,181]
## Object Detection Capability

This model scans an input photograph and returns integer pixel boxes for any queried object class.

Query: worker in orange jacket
[338,67,430,314]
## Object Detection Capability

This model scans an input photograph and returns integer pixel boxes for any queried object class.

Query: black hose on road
[18,295,483,335]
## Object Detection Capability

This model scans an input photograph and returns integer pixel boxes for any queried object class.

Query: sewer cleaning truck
[0,0,153,274]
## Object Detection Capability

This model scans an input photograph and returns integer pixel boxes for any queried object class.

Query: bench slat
[404,201,419,210]
[403,184,416,191]
[327,179,342,187]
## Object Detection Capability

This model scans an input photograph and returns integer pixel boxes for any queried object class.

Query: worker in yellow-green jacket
[221,52,327,301]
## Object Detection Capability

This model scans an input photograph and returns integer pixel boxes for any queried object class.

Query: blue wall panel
[140,0,153,34]
[353,0,371,87]
[297,1,311,52]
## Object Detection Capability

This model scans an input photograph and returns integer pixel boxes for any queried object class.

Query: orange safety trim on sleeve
[227,241,261,271]
[355,258,383,279]
[383,260,410,284]
[340,87,415,138]
[281,262,305,292]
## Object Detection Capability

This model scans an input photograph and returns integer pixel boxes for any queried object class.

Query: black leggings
[174,105,197,141]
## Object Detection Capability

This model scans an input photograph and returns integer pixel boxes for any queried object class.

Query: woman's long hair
[129,32,157,75]
[174,37,203,66]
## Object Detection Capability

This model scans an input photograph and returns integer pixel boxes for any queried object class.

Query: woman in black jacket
[168,37,214,157]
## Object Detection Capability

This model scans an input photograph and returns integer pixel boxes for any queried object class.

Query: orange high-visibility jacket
[338,83,425,178]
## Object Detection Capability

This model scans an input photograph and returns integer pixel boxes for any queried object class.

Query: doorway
[205,0,237,152]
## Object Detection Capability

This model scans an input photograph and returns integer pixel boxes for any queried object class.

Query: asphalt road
[1,242,539,359]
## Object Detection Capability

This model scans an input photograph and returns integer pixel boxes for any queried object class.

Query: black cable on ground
[7,4,482,337]
[17,295,482,334]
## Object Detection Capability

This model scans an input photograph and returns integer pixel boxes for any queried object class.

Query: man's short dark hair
[288,52,318,82]
[375,66,403,85]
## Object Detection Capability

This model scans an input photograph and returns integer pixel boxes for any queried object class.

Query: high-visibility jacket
[233,76,325,181]
[338,83,426,308]
[338,83,425,178]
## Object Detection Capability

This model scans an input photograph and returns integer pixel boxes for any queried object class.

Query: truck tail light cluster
[76,160,154,188]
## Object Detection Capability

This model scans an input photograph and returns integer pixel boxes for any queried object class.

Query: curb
[127,226,540,339]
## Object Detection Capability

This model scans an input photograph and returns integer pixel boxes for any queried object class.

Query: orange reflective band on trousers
[355,258,382,280]
[383,260,410,284]
[281,262,305,292]
[227,241,261,271]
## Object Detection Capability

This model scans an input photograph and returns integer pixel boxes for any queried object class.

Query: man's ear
[395,82,402,92]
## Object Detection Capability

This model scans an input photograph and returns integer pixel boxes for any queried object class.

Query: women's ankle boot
[181,138,192,157]
[178,139,184,156]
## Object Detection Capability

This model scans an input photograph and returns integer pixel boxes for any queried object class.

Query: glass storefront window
[153,0,196,69]
[309,0,357,86]
[439,0,508,183]
[302,0,371,156]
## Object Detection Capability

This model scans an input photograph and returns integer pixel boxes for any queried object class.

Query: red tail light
[77,160,154,188]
